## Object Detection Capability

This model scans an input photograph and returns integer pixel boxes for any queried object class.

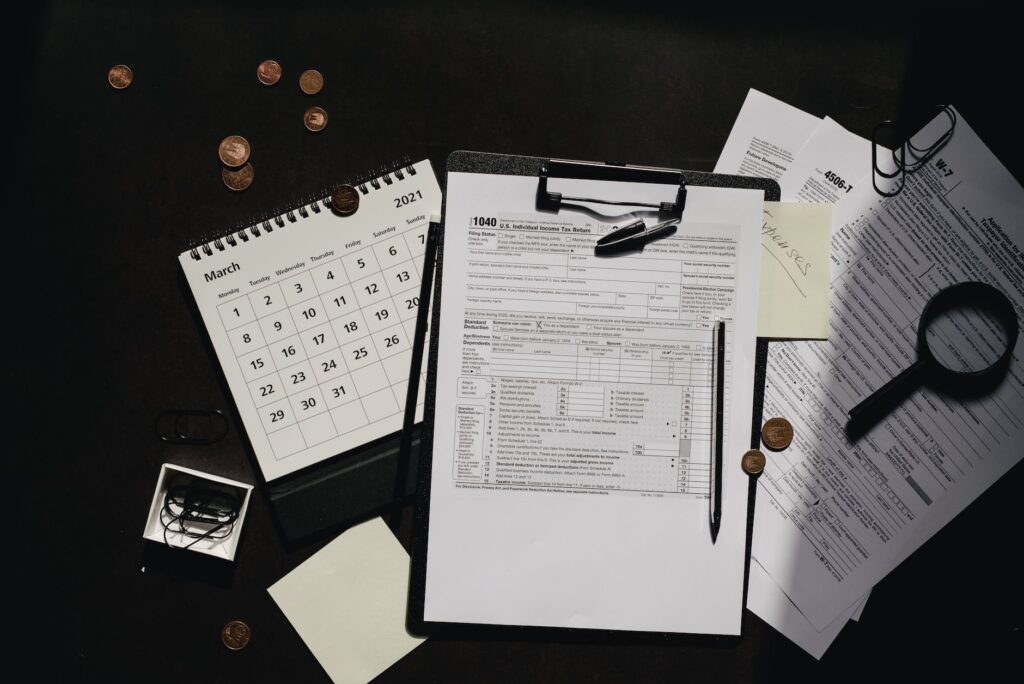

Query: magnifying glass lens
[923,302,1010,374]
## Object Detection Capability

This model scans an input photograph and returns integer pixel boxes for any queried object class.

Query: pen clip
[643,218,679,242]
[595,220,645,253]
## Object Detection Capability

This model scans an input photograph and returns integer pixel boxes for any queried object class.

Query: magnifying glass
[846,281,1019,440]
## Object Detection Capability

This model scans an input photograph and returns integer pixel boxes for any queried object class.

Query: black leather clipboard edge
[407,150,780,638]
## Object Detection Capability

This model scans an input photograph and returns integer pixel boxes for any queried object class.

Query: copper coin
[218,135,251,168]
[221,620,251,651]
[299,69,324,95]
[331,184,360,216]
[761,417,794,451]
[257,59,282,86]
[303,106,328,133]
[107,64,133,90]
[741,449,766,476]
[222,163,255,192]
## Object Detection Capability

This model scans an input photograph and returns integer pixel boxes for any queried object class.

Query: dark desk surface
[9,2,1023,680]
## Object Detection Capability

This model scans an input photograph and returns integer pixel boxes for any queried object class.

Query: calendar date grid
[216,227,428,460]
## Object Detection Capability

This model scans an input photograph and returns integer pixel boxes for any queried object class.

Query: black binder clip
[536,159,687,219]
[871,105,957,198]
[156,410,229,445]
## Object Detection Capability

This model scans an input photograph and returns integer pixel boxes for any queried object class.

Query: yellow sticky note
[757,202,832,339]
[269,518,426,684]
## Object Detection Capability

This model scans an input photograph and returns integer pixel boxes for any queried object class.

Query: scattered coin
[741,449,766,476]
[218,135,251,168]
[299,69,324,95]
[303,106,328,132]
[221,620,251,651]
[331,184,360,216]
[256,59,282,86]
[107,64,133,90]
[761,417,794,451]
[222,163,255,192]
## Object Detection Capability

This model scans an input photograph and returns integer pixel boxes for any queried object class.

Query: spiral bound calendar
[179,160,441,481]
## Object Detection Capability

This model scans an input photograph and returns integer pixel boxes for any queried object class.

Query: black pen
[710,319,725,544]
[594,217,679,256]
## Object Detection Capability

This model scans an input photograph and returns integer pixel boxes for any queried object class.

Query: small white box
[142,463,253,561]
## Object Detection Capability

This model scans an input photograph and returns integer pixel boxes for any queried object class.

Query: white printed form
[777,117,875,203]
[755,110,1024,629]
[424,171,764,634]
[714,88,820,180]
[450,225,729,496]
[715,91,873,656]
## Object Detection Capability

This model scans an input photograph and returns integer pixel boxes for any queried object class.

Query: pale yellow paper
[757,202,832,339]
[268,518,426,684]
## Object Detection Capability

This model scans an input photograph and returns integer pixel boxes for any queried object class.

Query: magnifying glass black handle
[846,360,927,439]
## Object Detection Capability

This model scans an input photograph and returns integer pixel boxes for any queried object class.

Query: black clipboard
[404,151,779,637]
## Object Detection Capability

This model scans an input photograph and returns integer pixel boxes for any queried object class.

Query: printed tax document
[715,88,820,182]
[269,518,426,684]
[423,171,764,633]
[777,117,874,204]
[756,118,879,342]
[755,108,1024,630]
[756,113,883,627]
[715,89,835,339]
[715,89,870,654]
[746,558,860,659]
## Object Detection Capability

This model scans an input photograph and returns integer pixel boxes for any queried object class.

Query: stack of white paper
[717,89,1024,657]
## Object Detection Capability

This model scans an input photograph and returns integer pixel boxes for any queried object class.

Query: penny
[218,135,251,168]
[107,64,133,89]
[222,163,255,192]
[741,449,766,476]
[761,417,794,451]
[331,184,360,216]
[299,69,324,95]
[303,106,328,133]
[221,620,251,651]
[256,59,282,86]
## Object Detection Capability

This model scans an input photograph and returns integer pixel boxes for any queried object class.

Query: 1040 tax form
[422,169,764,634]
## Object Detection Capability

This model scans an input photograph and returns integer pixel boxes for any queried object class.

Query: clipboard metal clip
[536,159,687,219]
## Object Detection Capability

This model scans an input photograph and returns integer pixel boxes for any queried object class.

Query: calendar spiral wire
[188,159,418,260]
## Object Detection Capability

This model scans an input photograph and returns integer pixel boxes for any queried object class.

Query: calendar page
[179,160,440,481]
